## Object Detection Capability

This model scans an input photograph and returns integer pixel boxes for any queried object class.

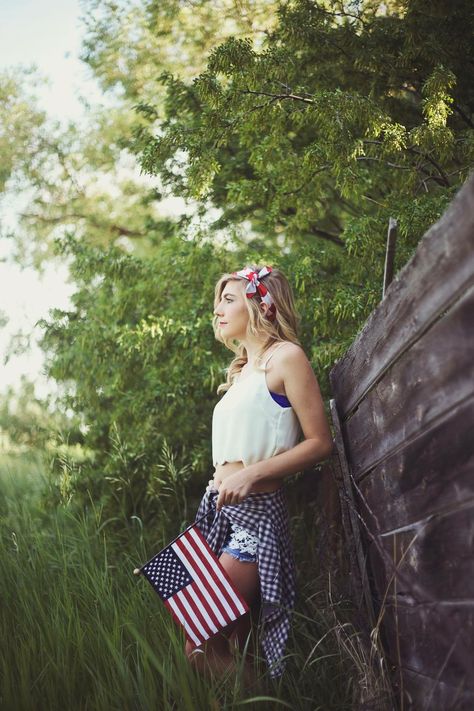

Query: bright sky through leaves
[0,0,101,395]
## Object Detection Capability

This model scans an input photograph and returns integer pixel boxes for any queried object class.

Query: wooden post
[383,218,398,297]
[329,398,377,631]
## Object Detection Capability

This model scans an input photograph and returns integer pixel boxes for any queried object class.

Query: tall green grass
[0,451,394,710]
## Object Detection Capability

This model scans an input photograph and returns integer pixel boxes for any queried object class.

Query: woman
[185,264,333,682]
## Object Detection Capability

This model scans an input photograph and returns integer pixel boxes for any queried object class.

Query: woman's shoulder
[266,341,308,371]
[273,340,306,360]
[271,342,316,393]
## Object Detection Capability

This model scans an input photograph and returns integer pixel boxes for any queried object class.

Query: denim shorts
[221,522,259,563]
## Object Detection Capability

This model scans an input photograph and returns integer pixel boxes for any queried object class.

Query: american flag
[139,522,249,648]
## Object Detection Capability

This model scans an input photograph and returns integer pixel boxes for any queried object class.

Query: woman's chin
[221,326,235,338]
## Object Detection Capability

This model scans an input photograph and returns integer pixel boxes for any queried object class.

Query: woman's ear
[260,302,276,320]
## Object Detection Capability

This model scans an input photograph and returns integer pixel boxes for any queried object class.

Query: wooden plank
[360,502,474,702]
[342,283,474,479]
[330,173,474,419]
[367,503,474,603]
[356,394,474,533]
[378,599,474,693]
[399,665,474,710]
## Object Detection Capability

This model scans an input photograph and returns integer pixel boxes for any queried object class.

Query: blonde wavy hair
[212,265,302,394]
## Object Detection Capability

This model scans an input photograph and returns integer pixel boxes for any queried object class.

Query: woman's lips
[219,322,227,326]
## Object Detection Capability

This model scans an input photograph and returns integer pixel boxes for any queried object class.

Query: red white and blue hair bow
[231,265,276,318]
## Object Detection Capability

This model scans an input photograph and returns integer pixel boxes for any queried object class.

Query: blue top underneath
[269,391,291,407]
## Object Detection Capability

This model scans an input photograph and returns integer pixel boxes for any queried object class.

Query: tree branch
[308,227,345,246]
[241,89,315,105]
[19,212,147,238]
[452,102,474,129]
[281,165,332,195]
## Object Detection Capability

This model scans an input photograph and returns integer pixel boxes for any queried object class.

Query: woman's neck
[242,338,276,367]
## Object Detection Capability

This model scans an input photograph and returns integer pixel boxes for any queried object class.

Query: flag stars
[142,547,192,600]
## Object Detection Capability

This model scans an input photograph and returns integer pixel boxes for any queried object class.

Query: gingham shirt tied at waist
[195,487,296,678]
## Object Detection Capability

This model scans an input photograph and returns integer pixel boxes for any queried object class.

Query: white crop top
[212,342,303,468]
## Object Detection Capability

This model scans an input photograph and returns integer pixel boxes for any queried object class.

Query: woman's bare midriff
[213,460,282,494]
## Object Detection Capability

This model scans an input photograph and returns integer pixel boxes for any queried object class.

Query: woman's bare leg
[221,553,262,684]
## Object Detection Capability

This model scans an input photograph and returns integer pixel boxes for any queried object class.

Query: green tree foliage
[37,233,228,519]
[5,0,473,519]
[0,2,278,266]
[80,0,279,99]
[37,228,355,518]
[0,66,179,267]
[0,67,48,194]
[130,0,472,335]
[0,377,81,450]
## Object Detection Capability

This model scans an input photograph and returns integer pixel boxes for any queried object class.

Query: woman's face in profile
[214,281,249,341]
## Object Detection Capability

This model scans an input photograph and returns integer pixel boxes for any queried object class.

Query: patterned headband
[231,265,277,320]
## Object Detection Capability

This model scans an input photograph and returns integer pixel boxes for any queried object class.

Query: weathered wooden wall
[328,173,474,710]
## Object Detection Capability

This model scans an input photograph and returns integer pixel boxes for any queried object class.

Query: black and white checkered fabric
[195,487,296,678]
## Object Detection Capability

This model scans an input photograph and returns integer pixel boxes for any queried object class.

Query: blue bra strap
[269,391,291,407]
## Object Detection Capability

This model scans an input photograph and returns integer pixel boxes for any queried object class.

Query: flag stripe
[181,589,214,643]
[184,580,222,632]
[173,591,204,643]
[172,539,233,625]
[186,583,219,635]
[175,534,239,622]
[189,527,249,613]
[180,530,242,618]
[168,595,201,645]
[176,588,211,641]
[167,596,201,646]
[183,585,218,638]
[173,538,233,625]
[164,598,187,633]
